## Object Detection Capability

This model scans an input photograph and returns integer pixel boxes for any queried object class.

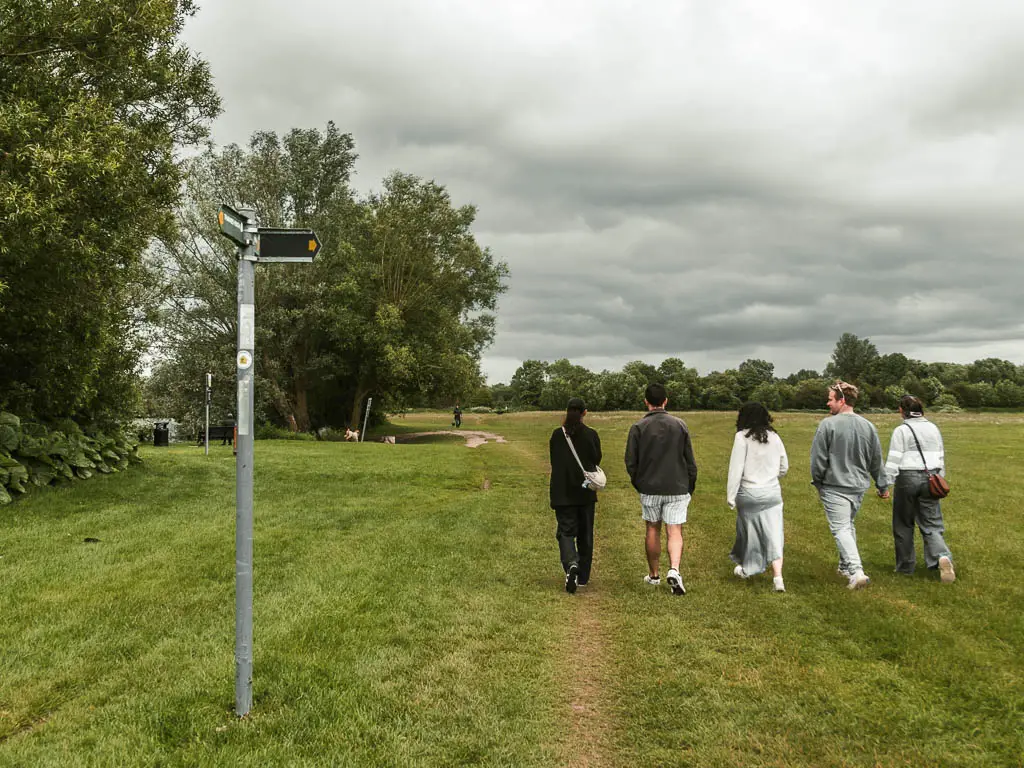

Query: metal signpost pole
[205,373,211,456]
[234,210,257,716]
[361,396,372,442]
[218,202,320,717]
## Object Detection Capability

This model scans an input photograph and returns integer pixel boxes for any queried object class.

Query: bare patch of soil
[388,430,508,448]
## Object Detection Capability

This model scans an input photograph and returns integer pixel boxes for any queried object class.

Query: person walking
[883,395,956,583]
[452,404,462,428]
[810,380,889,590]
[625,383,698,596]
[549,397,603,594]
[727,402,789,592]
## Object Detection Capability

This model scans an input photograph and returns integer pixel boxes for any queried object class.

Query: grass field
[1,410,1022,767]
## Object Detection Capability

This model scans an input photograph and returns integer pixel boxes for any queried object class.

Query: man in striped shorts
[625,383,699,595]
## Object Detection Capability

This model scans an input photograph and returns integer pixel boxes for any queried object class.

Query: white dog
[344,428,359,442]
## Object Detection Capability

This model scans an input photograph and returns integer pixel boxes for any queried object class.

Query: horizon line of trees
[466,334,1024,413]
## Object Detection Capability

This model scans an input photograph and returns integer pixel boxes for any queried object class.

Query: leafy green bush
[0,412,141,505]
[254,424,315,441]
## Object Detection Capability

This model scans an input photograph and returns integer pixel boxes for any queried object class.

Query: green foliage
[254,424,315,441]
[152,130,507,433]
[0,412,139,504]
[0,0,220,426]
[825,332,879,383]
[510,360,548,407]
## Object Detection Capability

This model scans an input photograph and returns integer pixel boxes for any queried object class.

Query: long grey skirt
[729,485,784,576]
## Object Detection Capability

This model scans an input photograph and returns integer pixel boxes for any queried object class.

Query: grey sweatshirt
[810,412,888,492]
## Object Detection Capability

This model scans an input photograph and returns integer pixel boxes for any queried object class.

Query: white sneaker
[733,565,747,579]
[847,571,870,590]
[938,556,956,584]
[643,574,660,586]
[773,576,786,592]
[666,568,686,596]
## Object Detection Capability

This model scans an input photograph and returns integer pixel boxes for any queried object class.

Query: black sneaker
[565,564,579,594]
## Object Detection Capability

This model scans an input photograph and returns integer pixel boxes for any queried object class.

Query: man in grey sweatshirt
[810,381,889,589]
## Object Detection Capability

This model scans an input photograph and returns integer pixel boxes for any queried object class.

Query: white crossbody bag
[562,427,607,490]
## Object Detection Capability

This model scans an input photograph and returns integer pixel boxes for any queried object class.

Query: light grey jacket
[810,412,888,493]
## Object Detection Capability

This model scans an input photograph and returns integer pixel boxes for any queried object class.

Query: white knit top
[884,417,945,485]
[727,430,789,509]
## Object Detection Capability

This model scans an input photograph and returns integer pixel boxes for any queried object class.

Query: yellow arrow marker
[308,239,317,252]
[218,211,225,225]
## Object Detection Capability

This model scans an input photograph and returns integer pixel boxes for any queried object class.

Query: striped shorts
[640,493,691,525]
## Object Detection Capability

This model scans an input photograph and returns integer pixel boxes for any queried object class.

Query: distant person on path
[883,395,956,583]
[811,381,889,590]
[727,402,789,592]
[453,404,462,428]
[549,397,603,594]
[625,383,698,596]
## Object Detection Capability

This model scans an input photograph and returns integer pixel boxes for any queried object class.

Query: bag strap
[562,427,587,473]
[902,422,931,472]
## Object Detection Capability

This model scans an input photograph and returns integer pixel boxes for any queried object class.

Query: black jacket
[624,409,698,495]
[549,423,602,509]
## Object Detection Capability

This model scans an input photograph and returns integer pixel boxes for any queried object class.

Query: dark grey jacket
[624,409,698,496]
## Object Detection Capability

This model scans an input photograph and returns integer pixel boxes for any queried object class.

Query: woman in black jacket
[549,397,603,593]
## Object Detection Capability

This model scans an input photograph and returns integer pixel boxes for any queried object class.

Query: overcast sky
[183,0,1024,383]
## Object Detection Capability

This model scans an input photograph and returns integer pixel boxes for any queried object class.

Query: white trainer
[733,565,747,579]
[643,574,660,586]
[666,568,686,596]
[938,556,956,584]
[847,571,870,590]
[773,576,786,593]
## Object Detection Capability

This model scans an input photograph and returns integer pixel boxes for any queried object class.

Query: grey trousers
[893,470,952,573]
[819,487,866,575]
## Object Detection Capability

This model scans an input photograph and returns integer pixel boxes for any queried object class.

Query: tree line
[473,334,1024,412]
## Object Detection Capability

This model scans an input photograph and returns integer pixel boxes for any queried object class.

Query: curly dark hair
[736,401,775,444]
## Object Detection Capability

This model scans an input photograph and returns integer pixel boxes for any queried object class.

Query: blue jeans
[819,487,866,575]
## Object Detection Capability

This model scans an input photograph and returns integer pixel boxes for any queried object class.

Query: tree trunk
[294,375,310,432]
[349,387,370,431]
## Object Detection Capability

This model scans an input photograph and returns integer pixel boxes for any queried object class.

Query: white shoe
[938,556,956,584]
[643,574,660,586]
[773,576,786,593]
[733,565,747,579]
[847,571,870,590]
[666,568,686,596]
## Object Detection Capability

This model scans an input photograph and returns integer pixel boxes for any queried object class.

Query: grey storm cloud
[184,0,1024,382]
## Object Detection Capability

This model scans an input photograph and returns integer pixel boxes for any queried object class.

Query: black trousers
[554,503,595,584]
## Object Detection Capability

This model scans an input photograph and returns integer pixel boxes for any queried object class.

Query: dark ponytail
[562,397,586,436]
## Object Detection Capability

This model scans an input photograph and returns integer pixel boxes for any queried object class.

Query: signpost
[256,228,322,262]
[204,373,212,456]
[218,204,320,716]
[360,396,372,443]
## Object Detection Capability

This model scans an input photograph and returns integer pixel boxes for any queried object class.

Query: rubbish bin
[153,422,169,447]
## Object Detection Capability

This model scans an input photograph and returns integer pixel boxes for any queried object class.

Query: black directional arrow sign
[256,228,322,262]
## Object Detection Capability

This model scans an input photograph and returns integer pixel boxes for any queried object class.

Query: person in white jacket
[883,394,955,583]
[727,402,789,592]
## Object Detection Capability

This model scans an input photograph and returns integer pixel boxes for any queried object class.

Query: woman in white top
[883,395,955,583]
[727,402,789,592]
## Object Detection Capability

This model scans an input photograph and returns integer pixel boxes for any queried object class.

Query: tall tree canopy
[151,127,508,431]
[0,0,220,424]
